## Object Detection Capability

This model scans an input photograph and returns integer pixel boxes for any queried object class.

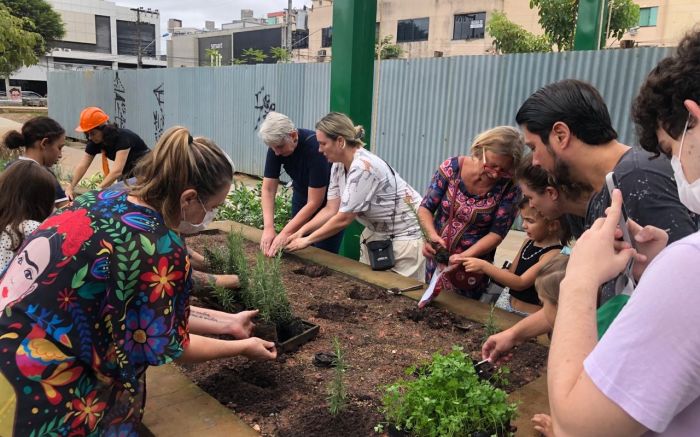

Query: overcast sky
[113,0,311,53]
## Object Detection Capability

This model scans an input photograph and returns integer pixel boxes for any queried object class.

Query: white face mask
[177,198,217,234]
[670,115,700,214]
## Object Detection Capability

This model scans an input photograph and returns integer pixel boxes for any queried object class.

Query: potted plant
[376,346,517,437]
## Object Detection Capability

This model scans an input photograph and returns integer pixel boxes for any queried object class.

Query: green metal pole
[573,0,609,50]
[329,0,377,260]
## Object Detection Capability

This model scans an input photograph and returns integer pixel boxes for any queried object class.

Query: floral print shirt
[0,189,190,437]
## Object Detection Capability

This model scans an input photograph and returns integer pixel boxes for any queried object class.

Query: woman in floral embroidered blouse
[0,126,276,437]
[418,126,524,298]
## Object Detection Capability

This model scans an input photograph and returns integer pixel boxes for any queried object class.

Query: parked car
[21,91,47,107]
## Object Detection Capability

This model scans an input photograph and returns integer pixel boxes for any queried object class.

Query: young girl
[0,160,56,273]
[529,254,568,437]
[4,116,69,208]
[461,198,569,315]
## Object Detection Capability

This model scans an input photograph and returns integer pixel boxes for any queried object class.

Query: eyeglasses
[481,150,513,179]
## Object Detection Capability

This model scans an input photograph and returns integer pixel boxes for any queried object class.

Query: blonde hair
[470,126,525,170]
[258,112,296,146]
[315,112,365,148]
[534,254,569,305]
[129,126,234,229]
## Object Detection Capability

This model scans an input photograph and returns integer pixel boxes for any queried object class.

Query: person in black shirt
[259,112,343,256]
[67,106,150,200]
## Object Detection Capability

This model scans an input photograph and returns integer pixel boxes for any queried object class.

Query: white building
[8,0,166,95]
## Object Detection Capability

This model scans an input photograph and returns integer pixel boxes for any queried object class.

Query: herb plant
[204,227,249,289]
[78,172,105,190]
[327,337,348,416]
[483,304,500,341]
[243,252,293,325]
[377,346,517,437]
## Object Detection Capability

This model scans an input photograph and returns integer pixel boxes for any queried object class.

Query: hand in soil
[285,236,311,252]
[224,310,259,339]
[532,413,554,437]
[260,227,276,254]
[267,231,290,257]
[241,337,277,361]
[481,329,517,366]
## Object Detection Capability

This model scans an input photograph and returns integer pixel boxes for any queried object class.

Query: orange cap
[75,107,109,132]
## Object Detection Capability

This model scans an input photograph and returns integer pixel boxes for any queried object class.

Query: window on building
[397,18,429,43]
[638,7,658,27]
[453,12,486,40]
[322,27,332,48]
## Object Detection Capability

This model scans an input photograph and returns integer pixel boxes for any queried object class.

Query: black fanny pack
[365,239,395,271]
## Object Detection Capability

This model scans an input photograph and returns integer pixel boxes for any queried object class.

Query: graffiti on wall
[254,86,276,130]
[153,83,165,141]
[113,72,127,128]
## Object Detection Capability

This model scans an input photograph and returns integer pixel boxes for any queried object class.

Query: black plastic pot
[278,320,319,353]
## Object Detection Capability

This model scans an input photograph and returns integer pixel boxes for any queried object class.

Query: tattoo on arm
[192,271,218,288]
[190,309,219,322]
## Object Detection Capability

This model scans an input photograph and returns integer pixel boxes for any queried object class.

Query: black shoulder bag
[364,159,398,271]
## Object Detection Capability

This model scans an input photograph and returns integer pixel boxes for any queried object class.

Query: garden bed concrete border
[143,220,550,436]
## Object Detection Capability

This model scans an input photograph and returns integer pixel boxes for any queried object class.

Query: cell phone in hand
[605,172,637,250]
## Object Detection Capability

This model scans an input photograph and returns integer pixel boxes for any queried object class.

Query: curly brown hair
[632,28,700,157]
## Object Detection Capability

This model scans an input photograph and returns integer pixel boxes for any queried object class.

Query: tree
[375,35,402,60]
[0,4,42,77]
[242,48,267,64]
[204,48,222,66]
[0,0,64,56]
[530,0,640,51]
[270,47,291,63]
[487,11,552,54]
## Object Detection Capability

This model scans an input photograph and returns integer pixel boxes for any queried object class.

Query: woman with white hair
[259,112,344,256]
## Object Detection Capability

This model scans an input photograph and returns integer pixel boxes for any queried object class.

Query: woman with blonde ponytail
[0,126,276,436]
[286,112,425,281]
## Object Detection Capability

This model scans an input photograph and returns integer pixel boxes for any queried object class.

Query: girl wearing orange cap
[66,106,150,200]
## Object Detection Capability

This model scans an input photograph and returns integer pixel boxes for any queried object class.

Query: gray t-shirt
[327,148,422,240]
[584,147,697,302]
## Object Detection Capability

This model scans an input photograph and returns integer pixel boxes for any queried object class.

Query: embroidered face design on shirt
[0,237,51,312]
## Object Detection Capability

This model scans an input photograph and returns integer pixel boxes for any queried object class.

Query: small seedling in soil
[378,346,517,436]
[327,337,347,416]
[211,284,238,313]
[483,304,500,341]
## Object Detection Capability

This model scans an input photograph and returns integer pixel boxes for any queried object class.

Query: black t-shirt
[6,158,68,205]
[509,240,563,305]
[263,128,331,204]
[85,128,150,178]
[583,147,697,302]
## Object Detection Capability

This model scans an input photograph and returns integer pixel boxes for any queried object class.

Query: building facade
[305,0,699,62]
[8,0,165,94]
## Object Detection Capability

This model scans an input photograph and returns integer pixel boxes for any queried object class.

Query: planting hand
[285,236,311,252]
[65,185,75,202]
[481,330,517,365]
[532,413,554,437]
[241,337,277,360]
[261,227,276,254]
[223,310,258,339]
[422,235,447,258]
[462,257,486,273]
[267,231,290,257]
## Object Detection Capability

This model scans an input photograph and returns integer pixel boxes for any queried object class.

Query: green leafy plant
[204,227,249,287]
[243,252,293,325]
[216,181,291,232]
[487,10,552,54]
[211,284,237,312]
[242,48,267,64]
[327,337,348,416]
[377,346,517,436]
[78,172,104,190]
[270,46,291,63]
[375,35,403,60]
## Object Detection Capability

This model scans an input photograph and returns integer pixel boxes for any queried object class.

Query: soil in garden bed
[179,231,548,437]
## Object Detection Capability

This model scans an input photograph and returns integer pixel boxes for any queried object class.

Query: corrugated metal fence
[48,47,672,192]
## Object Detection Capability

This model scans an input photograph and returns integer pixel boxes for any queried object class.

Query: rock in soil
[312,352,336,368]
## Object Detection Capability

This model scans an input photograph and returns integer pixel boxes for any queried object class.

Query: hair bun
[3,130,26,150]
[355,126,365,140]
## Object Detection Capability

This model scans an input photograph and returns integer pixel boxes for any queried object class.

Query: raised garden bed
[180,231,548,436]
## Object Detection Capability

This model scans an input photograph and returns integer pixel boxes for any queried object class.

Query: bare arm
[465,249,559,291]
[297,197,340,236]
[305,211,355,245]
[451,232,503,262]
[261,177,279,231]
[418,205,440,241]
[176,334,276,364]
[99,149,129,188]
[280,186,325,235]
[67,152,96,198]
